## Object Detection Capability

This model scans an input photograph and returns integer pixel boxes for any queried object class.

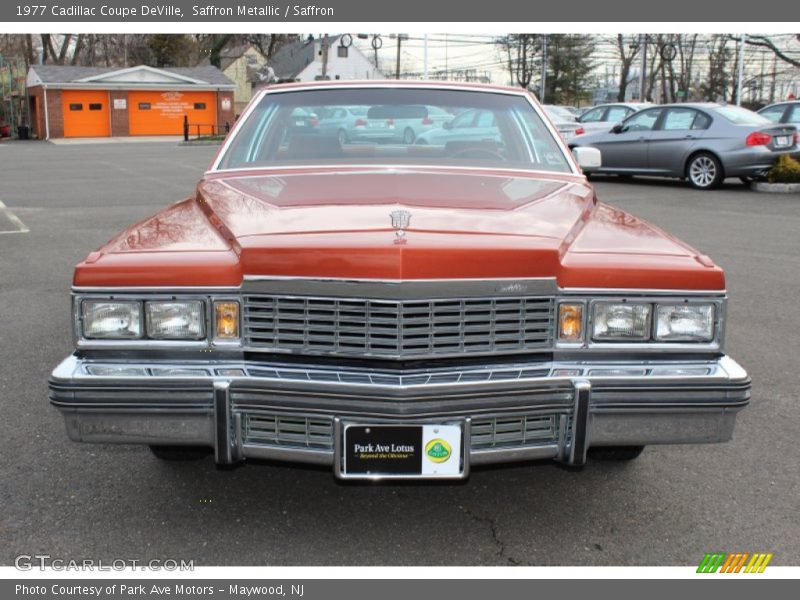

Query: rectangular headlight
[82,300,142,339]
[145,301,205,340]
[655,304,715,342]
[592,302,651,341]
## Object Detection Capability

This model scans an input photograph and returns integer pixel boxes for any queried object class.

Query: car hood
[73,167,724,289]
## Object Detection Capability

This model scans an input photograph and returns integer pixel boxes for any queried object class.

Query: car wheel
[403,127,415,144]
[588,446,645,461]
[149,445,211,461]
[687,153,723,190]
[337,129,348,146]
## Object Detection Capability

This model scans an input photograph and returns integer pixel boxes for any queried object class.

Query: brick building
[26,64,235,139]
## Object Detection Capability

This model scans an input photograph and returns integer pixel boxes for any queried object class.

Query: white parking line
[0,199,30,234]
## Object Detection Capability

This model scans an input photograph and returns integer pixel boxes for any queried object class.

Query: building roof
[27,64,235,89]
[219,44,266,71]
[268,35,341,81]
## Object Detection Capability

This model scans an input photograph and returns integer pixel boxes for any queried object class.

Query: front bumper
[49,354,750,472]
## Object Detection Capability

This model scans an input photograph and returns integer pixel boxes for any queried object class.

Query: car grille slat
[243,295,554,358]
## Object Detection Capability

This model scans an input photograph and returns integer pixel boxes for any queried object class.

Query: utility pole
[423,34,428,80]
[539,34,548,102]
[395,34,402,79]
[321,33,329,80]
[639,34,648,102]
[736,33,745,106]
[769,53,777,104]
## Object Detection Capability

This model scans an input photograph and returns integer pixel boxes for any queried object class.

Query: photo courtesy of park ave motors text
[0,29,798,567]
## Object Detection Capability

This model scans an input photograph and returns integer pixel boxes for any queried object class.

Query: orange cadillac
[50,82,750,479]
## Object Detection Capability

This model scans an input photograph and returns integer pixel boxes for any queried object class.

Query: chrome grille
[244,413,333,449]
[240,411,565,451]
[470,414,563,449]
[243,295,554,358]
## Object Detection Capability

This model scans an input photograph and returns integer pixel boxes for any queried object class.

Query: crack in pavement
[463,507,522,566]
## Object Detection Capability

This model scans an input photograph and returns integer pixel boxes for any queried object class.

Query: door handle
[684,134,696,139]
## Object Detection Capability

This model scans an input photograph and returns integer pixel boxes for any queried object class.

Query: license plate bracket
[775,135,790,147]
[336,421,467,480]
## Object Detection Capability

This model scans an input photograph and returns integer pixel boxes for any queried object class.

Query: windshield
[712,105,770,125]
[216,87,572,173]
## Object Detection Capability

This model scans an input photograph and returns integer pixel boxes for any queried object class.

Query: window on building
[88,103,102,111]
[138,103,151,110]
[337,46,348,58]
[69,104,83,111]
[194,103,207,110]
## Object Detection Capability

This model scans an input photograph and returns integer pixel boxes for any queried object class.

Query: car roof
[258,79,533,96]
[758,100,799,109]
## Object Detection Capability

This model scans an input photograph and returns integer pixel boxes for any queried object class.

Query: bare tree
[614,34,640,102]
[496,34,540,88]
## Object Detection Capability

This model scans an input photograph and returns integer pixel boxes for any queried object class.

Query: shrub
[767,154,800,184]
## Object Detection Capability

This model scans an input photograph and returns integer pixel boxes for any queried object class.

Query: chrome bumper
[49,354,750,470]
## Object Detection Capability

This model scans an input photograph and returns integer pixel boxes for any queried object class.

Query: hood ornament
[390,210,412,243]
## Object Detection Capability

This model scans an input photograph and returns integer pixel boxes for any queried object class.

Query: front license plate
[342,423,464,479]
[775,135,790,147]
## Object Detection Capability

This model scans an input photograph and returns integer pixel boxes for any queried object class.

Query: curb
[752,182,800,194]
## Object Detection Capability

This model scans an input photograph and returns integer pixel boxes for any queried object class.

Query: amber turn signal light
[558,303,583,342]
[214,301,240,340]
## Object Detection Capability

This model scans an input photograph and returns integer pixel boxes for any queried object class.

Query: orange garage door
[62,90,110,137]
[128,91,217,136]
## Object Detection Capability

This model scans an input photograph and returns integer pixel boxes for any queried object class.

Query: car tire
[403,127,415,144]
[337,129,348,146]
[149,445,211,461]
[588,445,645,461]
[686,153,724,190]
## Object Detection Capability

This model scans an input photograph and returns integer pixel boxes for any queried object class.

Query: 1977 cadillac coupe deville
[50,82,751,479]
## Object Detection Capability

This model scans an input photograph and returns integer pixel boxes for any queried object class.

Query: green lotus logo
[425,439,452,463]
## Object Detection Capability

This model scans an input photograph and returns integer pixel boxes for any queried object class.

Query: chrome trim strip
[241,277,559,299]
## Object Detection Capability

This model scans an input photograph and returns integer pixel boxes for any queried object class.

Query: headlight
[82,300,142,339]
[145,301,205,340]
[592,302,651,341]
[655,304,715,341]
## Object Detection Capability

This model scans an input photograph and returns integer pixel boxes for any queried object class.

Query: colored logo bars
[697,552,773,573]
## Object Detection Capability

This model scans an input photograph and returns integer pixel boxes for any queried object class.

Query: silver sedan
[570,103,799,189]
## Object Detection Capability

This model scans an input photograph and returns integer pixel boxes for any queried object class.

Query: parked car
[314,105,370,144]
[543,105,585,140]
[560,105,584,117]
[50,82,750,479]
[757,101,800,126]
[577,102,651,135]
[349,104,453,144]
[414,108,502,145]
[570,102,799,189]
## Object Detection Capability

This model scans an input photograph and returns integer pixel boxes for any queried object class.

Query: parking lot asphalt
[0,141,798,566]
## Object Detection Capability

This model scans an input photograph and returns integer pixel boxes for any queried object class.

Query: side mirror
[572,147,602,172]
[611,123,625,134]
[443,120,453,130]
